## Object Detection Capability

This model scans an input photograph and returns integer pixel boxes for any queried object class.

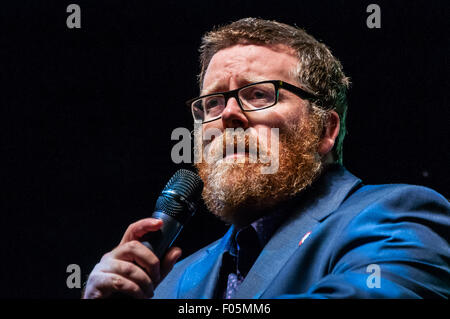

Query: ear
[318,110,340,156]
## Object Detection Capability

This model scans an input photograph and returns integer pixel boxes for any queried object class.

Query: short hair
[198,18,350,163]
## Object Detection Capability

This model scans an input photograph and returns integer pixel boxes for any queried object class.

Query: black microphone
[140,169,203,259]
[108,170,203,299]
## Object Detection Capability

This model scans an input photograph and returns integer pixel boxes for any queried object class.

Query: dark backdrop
[1,0,448,298]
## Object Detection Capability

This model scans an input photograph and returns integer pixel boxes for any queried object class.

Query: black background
[0,0,448,298]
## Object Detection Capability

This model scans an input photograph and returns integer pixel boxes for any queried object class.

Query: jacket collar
[295,163,363,221]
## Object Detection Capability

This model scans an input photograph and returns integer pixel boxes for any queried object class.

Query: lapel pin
[299,231,312,246]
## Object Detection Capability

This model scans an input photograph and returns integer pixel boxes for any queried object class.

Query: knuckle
[127,222,137,234]
[99,253,107,261]
[86,272,98,282]
[126,221,137,232]
[111,276,124,290]
[120,262,135,277]
[85,289,103,299]
[94,259,111,272]
[131,284,141,295]
[127,240,141,251]
[86,270,102,285]
[100,251,114,263]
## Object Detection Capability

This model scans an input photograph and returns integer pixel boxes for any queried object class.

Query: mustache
[204,129,269,162]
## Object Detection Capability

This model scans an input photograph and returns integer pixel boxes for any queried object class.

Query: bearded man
[83,18,449,299]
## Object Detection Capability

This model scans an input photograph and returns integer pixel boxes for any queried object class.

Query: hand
[82,218,182,299]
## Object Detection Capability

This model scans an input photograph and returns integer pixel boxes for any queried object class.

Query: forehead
[202,44,298,93]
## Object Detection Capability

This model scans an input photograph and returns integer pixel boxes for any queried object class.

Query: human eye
[205,96,222,110]
[241,84,275,107]
[203,95,225,117]
[252,89,269,99]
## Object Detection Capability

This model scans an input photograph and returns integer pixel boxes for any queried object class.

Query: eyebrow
[201,75,270,96]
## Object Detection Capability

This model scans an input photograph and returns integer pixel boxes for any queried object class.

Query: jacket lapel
[233,165,362,299]
[177,226,235,298]
[233,207,319,299]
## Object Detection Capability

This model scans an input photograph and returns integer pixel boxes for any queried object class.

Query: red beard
[195,113,324,226]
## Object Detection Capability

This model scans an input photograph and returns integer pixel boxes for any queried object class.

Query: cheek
[278,100,310,129]
[249,102,307,133]
[199,122,224,158]
[201,122,222,141]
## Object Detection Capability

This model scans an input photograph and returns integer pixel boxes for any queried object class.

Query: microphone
[140,169,203,259]
[108,169,203,299]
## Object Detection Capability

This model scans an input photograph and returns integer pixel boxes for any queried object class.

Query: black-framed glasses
[186,80,318,124]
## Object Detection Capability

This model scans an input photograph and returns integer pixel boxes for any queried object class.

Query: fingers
[83,271,150,299]
[161,246,182,279]
[120,218,163,245]
[109,240,161,283]
[83,218,182,299]
[100,258,153,294]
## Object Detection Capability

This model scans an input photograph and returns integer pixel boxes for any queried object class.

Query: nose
[221,97,249,129]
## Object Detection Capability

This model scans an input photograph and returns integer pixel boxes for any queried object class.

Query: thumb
[160,246,182,280]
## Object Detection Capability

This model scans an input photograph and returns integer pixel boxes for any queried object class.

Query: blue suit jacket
[154,165,450,298]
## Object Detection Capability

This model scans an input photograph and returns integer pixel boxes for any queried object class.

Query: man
[83,18,449,299]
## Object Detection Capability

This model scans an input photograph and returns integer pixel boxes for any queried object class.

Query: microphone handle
[108,212,184,299]
[140,211,184,260]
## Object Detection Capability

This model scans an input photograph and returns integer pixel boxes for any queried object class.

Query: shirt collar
[226,200,295,256]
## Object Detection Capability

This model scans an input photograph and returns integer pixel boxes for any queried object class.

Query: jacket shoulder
[343,183,449,212]
[313,183,450,298]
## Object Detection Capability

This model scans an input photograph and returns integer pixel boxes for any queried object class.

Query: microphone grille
[155,169,203,222]
[163,169,204,199]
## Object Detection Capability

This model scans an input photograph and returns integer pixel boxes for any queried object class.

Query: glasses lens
[192,94,226,122]
[239,82,276,110]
